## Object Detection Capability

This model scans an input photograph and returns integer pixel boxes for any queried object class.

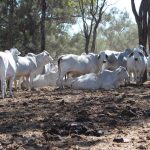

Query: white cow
[63,66,129,90]
[15,54,37,89]
[16,51,53,89]
[57,52,108,88]
[21,70,58,89]
[42,62,57,74]
[127,49,147,84]
[0,48,21,98]
[104,48,132,70]
[146,55,150,80]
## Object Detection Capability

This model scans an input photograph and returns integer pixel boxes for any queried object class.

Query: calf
[21,70,58,89]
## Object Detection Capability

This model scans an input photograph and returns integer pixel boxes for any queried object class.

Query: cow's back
[16,56,37,76]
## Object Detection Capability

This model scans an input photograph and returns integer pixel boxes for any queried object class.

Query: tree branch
[131,0,140,23]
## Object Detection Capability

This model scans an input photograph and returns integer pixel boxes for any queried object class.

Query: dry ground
[0,82,150,150]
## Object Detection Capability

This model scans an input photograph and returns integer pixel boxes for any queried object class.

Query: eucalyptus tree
[131,0,150,54]
[97,8,138,51]
[131,0,150,82]
[0,0,18,50]
[78,0,107,53]
[41,0,46,51]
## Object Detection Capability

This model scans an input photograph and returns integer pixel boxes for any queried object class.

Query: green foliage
[46,28,84,59]
[0,0,139,57]
[0,0,79,54]
[97,8,138,51]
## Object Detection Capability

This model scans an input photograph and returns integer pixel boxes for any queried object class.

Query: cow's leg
[1,80,4,99]
[18,77,22,89]
[58,71,67,89]
[135,71,141,85]
[1,78,6,99]
[14,79,17,90]
[9,76,15,97]
[128,71,133,84]
[56,69,64,89]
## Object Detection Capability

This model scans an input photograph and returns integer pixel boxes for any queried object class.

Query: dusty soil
[0,83,150,150]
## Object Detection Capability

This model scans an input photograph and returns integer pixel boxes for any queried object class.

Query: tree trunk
[148,0,150,53]
[131,0,148,56]
[131,0,149,82]
[41,0,46,51]
[8,0,15,49]
[91,23,99,52]
[85,36,90,54]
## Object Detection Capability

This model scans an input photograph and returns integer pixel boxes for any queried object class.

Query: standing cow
[0,48,21,98]
[127,48,147,84]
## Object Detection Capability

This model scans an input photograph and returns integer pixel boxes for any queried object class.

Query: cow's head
[42,50,54,65]
[10,48,21,56]
[104,53,119,70]
[9,48,21,62]
[128,51,144,61]
[97,51,108,64]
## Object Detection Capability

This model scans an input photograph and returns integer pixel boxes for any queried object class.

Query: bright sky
[71,0,141,34]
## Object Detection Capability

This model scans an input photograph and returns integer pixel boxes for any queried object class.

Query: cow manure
[113,137,130,143]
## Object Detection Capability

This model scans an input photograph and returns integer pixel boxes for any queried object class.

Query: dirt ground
[0,82,150,150]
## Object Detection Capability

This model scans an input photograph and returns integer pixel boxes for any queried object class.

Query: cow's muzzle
[134,58,138,61]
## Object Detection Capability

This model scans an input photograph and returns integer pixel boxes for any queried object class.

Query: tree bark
[85,36,90,54]
[131,0,148,55]
[131,0,150,82]
[91,0,106,52]
[8,0,15,49]
[148,0,150,52]
[41,0,46,51]
[91,26,97,52]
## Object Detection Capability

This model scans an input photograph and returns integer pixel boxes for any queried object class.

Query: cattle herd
[0,45,149,99]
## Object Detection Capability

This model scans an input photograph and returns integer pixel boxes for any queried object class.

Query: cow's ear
[16,50,21,55]
[139,45,145,51]
[138,52,144,57]
[97,54,101,59]
[128,52,134,57]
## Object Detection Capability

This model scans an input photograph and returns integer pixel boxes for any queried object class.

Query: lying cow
[63,66,129,90]
[57,52,108,88]
[21,67,58,89]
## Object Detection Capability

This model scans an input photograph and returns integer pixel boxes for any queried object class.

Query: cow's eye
[138,52,144,57]
[129,52,134,57]
[98,54,101,59]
